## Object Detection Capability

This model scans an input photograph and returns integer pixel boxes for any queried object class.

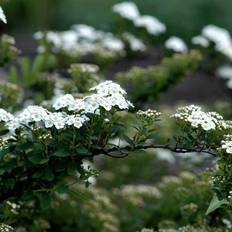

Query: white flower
[192,35,209,47]
[6,119,20,132]
[112,2,140,21]
[35,25,125,57]
[221,135,232,154]
[123,33,146,51]
[43,112,67,129]
[0,109,14,122]
[18,106,49,124]
[90,80,126,96]
[0,81,132,132]
[61,30,78,51]
[66,115,89,128]
[53,94,75,110]
[217,65,232,80]
[101,35,124,52]
[77,63,99,73]
[202,25,232,60]
[134,15,166,35]
[173,105,226,131]
[72,24,96,40]
[165,36,188,53]
[0,6,7,24]
[216,65,232,90]
[83,95,100,114]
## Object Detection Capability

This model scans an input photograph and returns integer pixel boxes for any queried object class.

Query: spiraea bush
[1,4,232,231]
[116,50,202,107]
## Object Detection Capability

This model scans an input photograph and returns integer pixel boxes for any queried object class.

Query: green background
[1,0,232,40]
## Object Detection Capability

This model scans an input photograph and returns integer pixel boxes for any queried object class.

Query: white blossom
[173,105,228,131]
[35,25,125,57]
[221,135,232,154]
[192,35,209,47]
[123,33,146,51]
[217,65,232,80]
[201,25,232,60]
[0,6,7,24]
[43,112,67,129]
[165,36,188,53]
[0,109,14,122]
[134,15,166,36]
[1,81,132,132]
[66,114,89,128]
[112,2,140,21]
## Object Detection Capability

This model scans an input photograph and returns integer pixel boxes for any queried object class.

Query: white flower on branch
[173,105,230,131]
[0,81,133,133]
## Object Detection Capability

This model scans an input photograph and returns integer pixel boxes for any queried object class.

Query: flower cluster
[0,224,13,232]
[0,81,132,132]
[112,2,166,36]
[193,25,232,60]
[137,109,161,122]
[112,1,139,20]
[35,24,125,58]
[165,36,188,53]
[173,105,229,131]
[192,35,209,47]
[221,135,232,154]
[75,63,99,73]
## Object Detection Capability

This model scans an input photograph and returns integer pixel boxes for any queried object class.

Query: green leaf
[28,152,49,164]
[9,66,18,84]
[77,147,89,155]
[67,162,77,176]
[56,183,68,194]
[52,150,68,157]
[32,169,44,178]
[0,148,10,158]
[206,194,229,215]
[44,168,55,181]
[0,129,9,136]
[122,135,134,146]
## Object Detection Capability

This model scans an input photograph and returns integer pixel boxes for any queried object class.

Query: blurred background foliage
[1,0,232,40]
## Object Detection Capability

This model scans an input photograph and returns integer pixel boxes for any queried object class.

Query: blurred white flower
[202,25,232,60]
[0,6,7,24]
[192,35,209,47]
[217,65,232,90]
[112,2,140,20]
[165,36,188,53]
[217,65,232,80]
[123,33,146,51]
[134,15,166,35]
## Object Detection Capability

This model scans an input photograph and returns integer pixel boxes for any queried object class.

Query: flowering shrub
[1,3,232,231]
[116,50,202,107]
[0,81,133,204]
[35,25,125,68]
[0,34,19,66]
